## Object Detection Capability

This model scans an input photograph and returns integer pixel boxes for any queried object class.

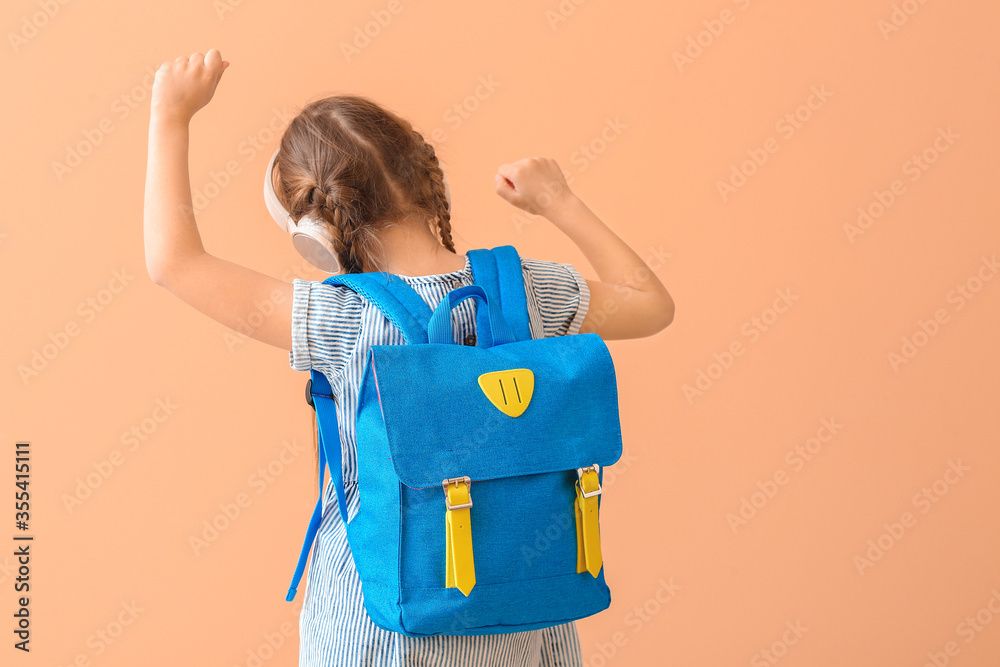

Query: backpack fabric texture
[286,245,623,638]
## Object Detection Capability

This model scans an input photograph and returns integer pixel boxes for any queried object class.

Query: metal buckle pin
[576,464,602,498]
[442,476,473,511]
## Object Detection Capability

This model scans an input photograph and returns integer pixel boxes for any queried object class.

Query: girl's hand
[494,157,575,216]
[151,49,230,124]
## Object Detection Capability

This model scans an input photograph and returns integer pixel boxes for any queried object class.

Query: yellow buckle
[574,464,603,578]
[577,465,602,498]
[443,477,476,596]
[442,476,473,510]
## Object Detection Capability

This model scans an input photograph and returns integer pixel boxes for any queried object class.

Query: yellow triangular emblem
[477,369,534,417]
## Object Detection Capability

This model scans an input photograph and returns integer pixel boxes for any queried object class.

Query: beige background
[3,0,1000,665]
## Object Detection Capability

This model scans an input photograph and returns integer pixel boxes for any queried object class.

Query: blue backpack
[285,245,623,637]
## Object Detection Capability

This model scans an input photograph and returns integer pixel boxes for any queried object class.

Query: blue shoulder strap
[286,249,531,600]
[322,272,432,344]
[323,249,531,344]
[286,272,434,602]
[468,245,532,342]
[286,370,341,601]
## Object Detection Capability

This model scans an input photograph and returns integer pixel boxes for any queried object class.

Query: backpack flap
[368,332,623,487]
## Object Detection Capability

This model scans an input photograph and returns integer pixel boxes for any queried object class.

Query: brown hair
[277,95,458,487]
[271,94,456,274]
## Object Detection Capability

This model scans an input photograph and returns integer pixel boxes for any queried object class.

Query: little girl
[144,49,674,667]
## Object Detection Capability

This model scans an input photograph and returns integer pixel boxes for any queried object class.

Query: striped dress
[288,251,592,666]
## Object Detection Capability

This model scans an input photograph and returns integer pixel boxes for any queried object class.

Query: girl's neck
[373,219,465,277]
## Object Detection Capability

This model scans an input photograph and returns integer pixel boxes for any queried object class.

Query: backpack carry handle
[428,285,516,347]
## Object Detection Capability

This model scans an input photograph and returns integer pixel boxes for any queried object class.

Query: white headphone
[263,147,451,274]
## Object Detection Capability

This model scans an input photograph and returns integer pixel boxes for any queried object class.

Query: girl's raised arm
[143,50,293,352]
[495,158,675,340]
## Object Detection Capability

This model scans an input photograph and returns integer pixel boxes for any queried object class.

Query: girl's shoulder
[291,253,591,332]
[518,256,592,338]
[288,252,591,375]
[294,253,586,295]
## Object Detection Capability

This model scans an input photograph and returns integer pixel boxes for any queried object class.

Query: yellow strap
[575,470,603,577]
[574,485,586,573]
[445,482,476,596]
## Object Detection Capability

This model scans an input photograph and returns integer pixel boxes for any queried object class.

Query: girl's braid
[410,129,455,253]
[308,181,368,274]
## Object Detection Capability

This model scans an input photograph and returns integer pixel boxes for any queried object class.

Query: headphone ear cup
[263,148,341,274]
[291,216,341,274]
